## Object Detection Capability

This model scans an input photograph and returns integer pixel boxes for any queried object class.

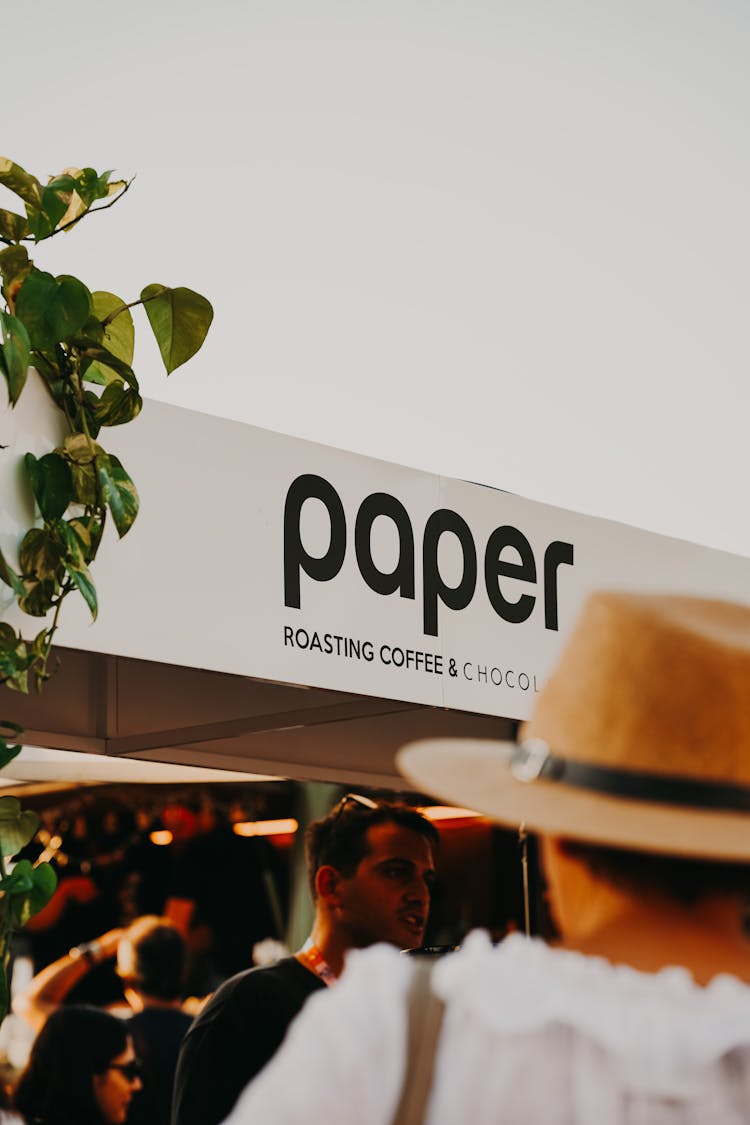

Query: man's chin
[351,926,426,951]
[395,926,426,951]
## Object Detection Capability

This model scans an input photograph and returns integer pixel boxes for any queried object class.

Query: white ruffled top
[225,931,750,1125]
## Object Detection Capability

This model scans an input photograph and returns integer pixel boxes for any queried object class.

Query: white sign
[3,383,750,721]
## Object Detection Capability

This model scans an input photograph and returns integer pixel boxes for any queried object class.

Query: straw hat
[398,591,750,861]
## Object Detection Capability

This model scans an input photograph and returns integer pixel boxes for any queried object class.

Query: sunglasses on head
[330,793,379,819]
[107,1060,142,1082]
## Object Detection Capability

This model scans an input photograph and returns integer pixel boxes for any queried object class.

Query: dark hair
[562,840,750,907]
[119,917,185,1001]
[305,797,439,899]
[14,1006,129,1125]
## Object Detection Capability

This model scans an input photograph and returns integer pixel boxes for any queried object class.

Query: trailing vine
[0,157,214,1016]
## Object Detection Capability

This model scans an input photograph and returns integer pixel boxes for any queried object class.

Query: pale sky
[4,0,749,558]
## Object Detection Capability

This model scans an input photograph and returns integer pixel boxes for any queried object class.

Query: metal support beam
[104,699,421,756]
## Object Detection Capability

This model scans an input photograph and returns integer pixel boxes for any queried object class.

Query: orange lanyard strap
[296,939,338,987]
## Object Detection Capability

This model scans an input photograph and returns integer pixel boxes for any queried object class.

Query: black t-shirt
[171,957,325,1125]
[128,1007,193,1125]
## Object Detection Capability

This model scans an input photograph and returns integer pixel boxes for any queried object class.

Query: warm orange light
[418,805,482,821]
[150,829,174,846]
[233,818,298,838]
[36,834,65,865]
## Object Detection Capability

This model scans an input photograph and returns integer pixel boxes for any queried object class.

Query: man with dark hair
[171,797,437,1125]
[116,918,193,1125]
[117,915,188,1003]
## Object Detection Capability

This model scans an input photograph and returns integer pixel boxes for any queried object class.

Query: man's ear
[315,865,342,904]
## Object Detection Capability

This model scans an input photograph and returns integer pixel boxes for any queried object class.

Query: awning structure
[2,375,749,789]
[6,647,506,790]
[0,741,274,800]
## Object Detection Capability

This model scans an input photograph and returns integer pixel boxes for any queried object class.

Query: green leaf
[0,158,41,208]
[81,396,102,441]
[0,864,33,896]
[58,435,102,503]
[18,577,57,617]
[0,641,30,692]
[141,284,213,374]
[15,270,92,349]
[75,340,137,388]
[45,175,78,194]
[92,382,143,427]
[24,451,73,522]
[56,521,97,620]
[64,562,97,619]
[73,168,113,206]
[92,291,134,364]
[26,184,68,241]
[50,167,114,217]
[0,311,30,405]
[0,209,29,242]
[61,432,100,464]
[0,245,31,296]
[31,169,127,236]
[66,516,103,564]
[81,365,110,387]
[0,797,39,857]
[79,316,104,345]
[0,627,16,651]
[69,460,98,505]
[0,548,24,596]
[31,861,58,915]
[96,452,139,537]
[55,519,85,568]
[20,862,56,924]
[6,860,57,926]
[28,629,53,693]
[0,720,22,771]
[18,528,64,582]
[29,345,62,386]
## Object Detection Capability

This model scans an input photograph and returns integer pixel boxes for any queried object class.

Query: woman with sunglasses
[14,1006,142,1125]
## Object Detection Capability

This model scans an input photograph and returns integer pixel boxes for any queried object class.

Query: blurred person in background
[22,807,105,972]
[14,918,191,1125]
[222,592,750,1125]
[164,795,287,994]
[13,1006,141,1125]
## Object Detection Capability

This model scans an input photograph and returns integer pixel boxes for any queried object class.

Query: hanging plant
[0,157,214,1017]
